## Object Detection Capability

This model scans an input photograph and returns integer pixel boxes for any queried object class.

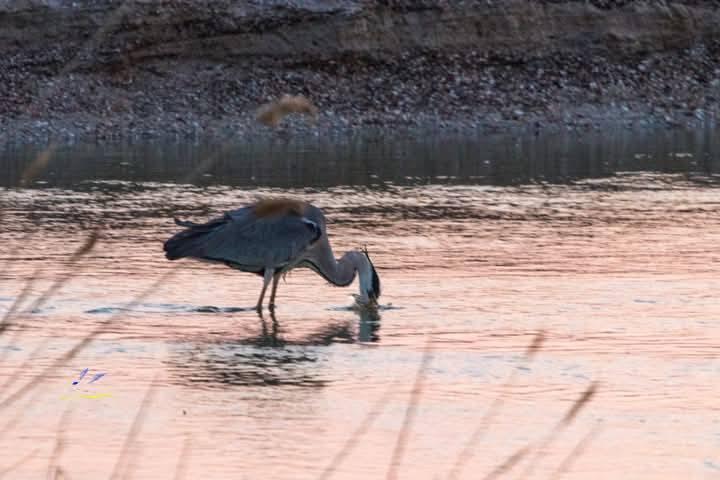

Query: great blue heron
[163,198,381,312]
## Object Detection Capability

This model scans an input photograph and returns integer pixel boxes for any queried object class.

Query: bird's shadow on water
[85,302,399,315]
[84,303,255,314]
[164,308,382,388]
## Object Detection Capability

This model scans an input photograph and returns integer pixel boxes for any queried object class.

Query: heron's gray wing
[189,209,321,269]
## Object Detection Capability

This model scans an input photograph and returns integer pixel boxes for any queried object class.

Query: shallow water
[1,128,720,479]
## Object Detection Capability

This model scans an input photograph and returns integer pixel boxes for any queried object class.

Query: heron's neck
[319,250,361,287]
[311,241,374,301]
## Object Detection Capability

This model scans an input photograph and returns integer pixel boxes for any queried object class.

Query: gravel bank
[1,0,719,144]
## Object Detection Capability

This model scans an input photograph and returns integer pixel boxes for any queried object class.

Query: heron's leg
[256,268,273,313]
[268,273,281,311]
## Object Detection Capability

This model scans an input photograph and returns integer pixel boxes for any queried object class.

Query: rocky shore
[1,0,719,144]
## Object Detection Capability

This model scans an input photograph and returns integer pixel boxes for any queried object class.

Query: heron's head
[356,247,381,305]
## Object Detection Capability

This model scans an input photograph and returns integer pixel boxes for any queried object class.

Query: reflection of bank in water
[166,309,381,388]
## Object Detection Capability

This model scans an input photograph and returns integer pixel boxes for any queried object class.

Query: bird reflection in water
[253,306,380,346]
[167,308,381,388]
[355,306,381,343]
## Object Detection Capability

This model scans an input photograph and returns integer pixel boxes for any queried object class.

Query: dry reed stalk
[46,405,74,480]
[49,467,68,480]
[511,382,599,480]
[481,446,531,480]
[180,143,235,184]
[2,231,96,328]
[0,268,39,332]
[173,434,193,480]
[21,231,98,316]
[447,330,546,480]
[0,394,38,442]
[256,94,318,127]
[19,146,58,187]
[109,373,160,480]
[0,287,36,385]
[548,423,603,480]
[385,339,434,480]
[2,147,54,333]
[447,396,506,480]
[525,330,546,359]
[0,336,50,397]
[0,231,34,287]
[319,383,397,480]
[0,448,39,479]
[562,382,597,426]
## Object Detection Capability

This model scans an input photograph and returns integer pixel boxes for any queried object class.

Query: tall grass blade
[109,373,159,480]
[448,331,546,479]
[549,423,603,480]
[385,339,433,480]
[319,383,397,480]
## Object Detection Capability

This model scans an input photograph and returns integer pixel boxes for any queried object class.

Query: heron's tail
[173,217,202,228]
[163,217,224,260]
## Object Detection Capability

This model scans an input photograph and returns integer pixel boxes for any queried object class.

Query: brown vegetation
[255,95,319,127]
[253,197,308,218]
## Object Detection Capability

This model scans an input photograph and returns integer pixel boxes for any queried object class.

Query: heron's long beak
[362,247,381,302]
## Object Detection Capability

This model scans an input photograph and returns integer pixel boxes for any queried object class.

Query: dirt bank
[1,0,719,143]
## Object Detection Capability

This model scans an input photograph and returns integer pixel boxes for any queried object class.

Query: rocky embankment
[1,0,719,143]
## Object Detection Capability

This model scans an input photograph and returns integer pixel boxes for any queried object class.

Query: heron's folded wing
[198,212,320,268]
